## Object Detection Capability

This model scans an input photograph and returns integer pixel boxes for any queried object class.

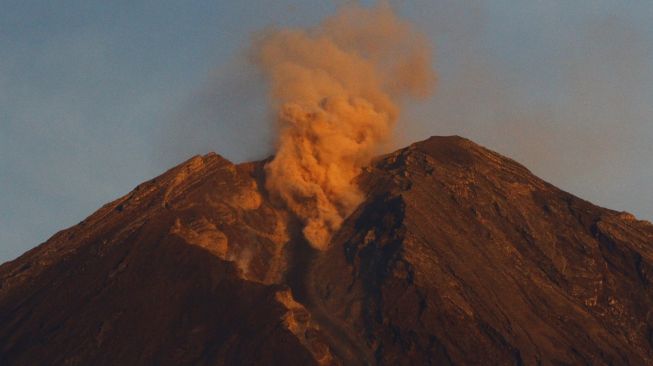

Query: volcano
[1,136,652,365]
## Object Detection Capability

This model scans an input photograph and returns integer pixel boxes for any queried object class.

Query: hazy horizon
[2,1,652,262]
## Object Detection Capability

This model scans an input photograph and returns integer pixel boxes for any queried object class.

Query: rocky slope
[1,136,652,365]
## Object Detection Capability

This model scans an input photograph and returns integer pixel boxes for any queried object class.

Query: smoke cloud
[252,3,435,250]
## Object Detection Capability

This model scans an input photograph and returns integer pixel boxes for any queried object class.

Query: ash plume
[252,3,435,250]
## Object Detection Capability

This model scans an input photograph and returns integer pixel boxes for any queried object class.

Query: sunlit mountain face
[1,136,652,365]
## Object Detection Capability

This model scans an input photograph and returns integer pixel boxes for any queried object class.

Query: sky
[1,1,652,263]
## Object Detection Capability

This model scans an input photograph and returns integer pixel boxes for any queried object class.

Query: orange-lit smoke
[253,3,435,250]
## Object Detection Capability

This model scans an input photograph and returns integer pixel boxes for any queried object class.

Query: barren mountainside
[1,136,652,365]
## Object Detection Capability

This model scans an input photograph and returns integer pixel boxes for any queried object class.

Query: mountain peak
[1,136,652,365]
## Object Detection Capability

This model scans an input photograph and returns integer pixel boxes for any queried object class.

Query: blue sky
[1,1,652,262]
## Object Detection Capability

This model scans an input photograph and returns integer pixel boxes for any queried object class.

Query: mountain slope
[1,136,652,365]
[313,136,653,364]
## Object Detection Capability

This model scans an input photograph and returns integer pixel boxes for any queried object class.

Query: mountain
[1,136,652,365]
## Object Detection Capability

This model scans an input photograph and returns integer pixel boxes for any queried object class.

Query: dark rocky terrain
[1,136,652,365]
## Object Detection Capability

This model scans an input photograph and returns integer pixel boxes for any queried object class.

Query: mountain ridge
[1,135,652,365]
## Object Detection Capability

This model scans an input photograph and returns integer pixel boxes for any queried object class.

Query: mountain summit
[1,136,652,365]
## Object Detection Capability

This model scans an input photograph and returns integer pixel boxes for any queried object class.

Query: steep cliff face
[1,136,652,365]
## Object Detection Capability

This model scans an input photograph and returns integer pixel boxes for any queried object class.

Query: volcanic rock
[1,136,652,365]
